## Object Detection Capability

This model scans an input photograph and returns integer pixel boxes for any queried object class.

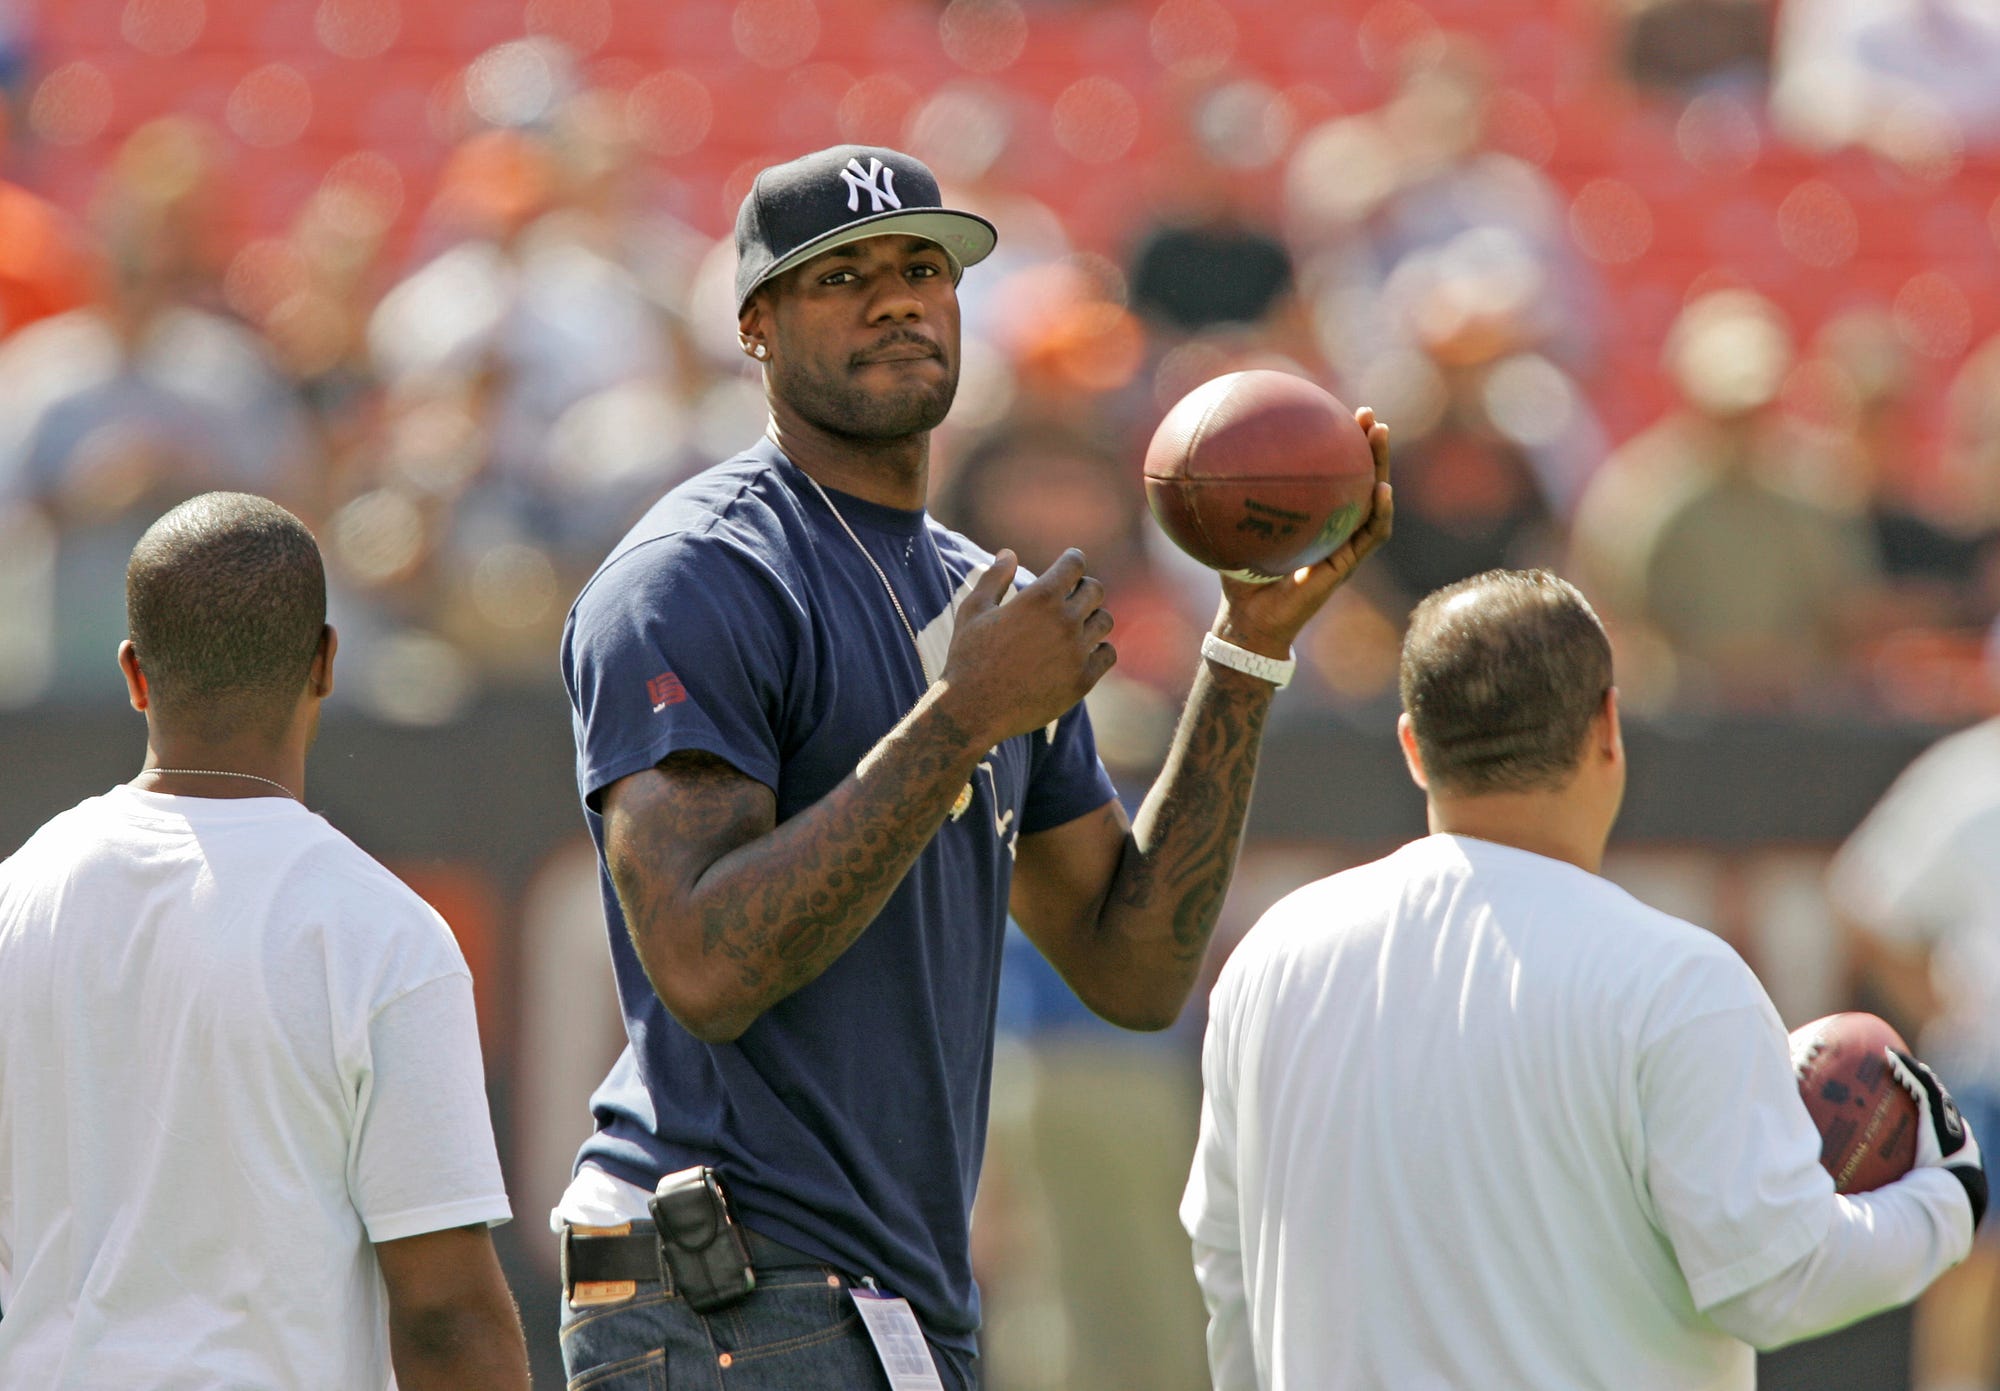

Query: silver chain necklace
[141,768,298,800]
[797,468,950,686]
[792,460,1000,828]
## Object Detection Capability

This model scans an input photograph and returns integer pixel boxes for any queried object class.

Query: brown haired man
[1182,569,1984,1391]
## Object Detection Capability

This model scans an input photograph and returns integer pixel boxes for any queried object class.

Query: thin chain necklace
[140,768,298,801]
[796,467,951,686]
[790,452,1011,828]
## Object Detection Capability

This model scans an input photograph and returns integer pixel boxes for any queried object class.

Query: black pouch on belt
[650,1166,758,1314]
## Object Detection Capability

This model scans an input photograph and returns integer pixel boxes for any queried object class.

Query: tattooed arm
[603,694,992,1042]
[1010,410,1393,1032]
[1011,662,1278,1031]
[602,547,1116,1043]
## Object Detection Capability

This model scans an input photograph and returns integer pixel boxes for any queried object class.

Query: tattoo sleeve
[603,688,988,1041]
[1108,661,1273,967]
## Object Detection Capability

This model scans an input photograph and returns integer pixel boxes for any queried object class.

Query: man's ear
[1397,711,1429,791]
[118,640,149,713]
[738,296,769,359]
[1598,686,1623,764]
[310,625,337,700]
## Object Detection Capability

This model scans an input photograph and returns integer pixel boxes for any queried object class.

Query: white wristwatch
[1201,633,1296,690]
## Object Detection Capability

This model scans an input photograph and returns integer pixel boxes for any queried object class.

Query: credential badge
[840,157,900,213]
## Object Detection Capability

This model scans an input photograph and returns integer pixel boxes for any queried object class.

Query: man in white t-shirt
[1181,568,1986,1391]
[1831,716,2000,1391]
[0,493,530,1389]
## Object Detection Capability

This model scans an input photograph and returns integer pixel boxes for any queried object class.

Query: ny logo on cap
[840,156,900,213]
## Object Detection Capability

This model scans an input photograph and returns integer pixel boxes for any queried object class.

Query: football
[1789,1011,1919,1194]
[1142,370,1376,582]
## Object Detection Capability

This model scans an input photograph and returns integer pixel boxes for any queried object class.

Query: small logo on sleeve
[647,672,687,712]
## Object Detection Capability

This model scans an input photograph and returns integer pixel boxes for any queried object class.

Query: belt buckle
[564,1222,640,1308]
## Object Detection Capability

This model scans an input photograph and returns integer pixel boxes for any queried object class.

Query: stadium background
[2,0,1999,1384]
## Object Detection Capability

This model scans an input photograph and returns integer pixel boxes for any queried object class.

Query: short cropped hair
[1399,569,1613,796]
[126,493,326,738]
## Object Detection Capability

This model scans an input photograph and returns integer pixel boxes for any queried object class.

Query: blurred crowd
[1,0,1999,758]
[7,6,2000,1389]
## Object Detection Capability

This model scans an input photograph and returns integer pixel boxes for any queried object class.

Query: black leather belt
[562,1221,834,1294]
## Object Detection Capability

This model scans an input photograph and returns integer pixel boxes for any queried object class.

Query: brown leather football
[1142,370,1375,582]
[1789,1011,1919,1194]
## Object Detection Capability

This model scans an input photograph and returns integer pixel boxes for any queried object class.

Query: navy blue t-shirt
[559,439,1117,1348]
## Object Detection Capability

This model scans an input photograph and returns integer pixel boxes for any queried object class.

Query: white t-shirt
[1828,717,2000,1076]
[1181,834,1838,1391]
[0,787,512,1389]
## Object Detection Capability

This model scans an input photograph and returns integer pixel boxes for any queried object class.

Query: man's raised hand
[939,548,1117,745]
[1213,408,1394,661]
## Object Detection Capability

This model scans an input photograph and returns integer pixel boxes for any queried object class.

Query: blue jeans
[557,1246,979,1391]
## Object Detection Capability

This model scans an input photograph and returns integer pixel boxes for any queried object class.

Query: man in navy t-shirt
[553,143,1394,1391]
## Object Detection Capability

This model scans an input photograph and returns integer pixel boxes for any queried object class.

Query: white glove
[1886,1048,1987,1231]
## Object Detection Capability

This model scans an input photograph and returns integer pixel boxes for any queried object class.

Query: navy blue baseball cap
[734,145,998,311]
